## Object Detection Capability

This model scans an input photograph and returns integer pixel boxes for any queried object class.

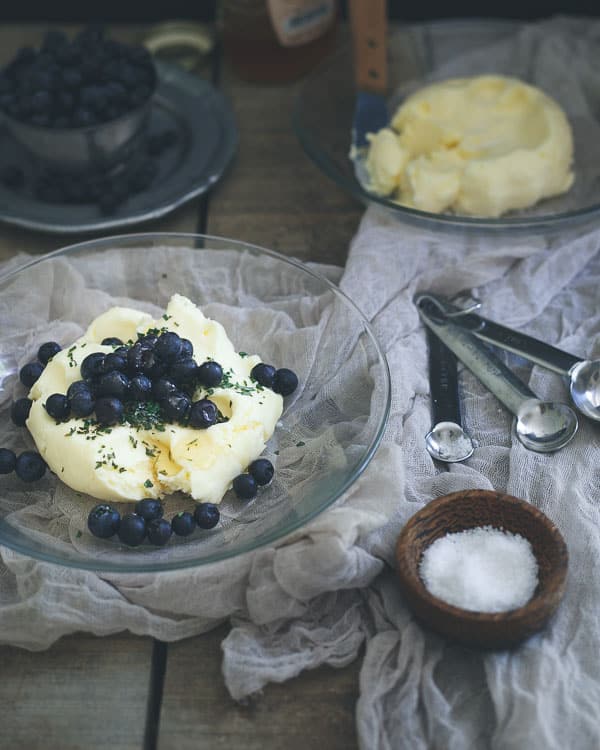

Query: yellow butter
[27,294,283,504]
[365,75,574,217]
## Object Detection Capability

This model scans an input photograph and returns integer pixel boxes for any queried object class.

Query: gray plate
[0,62,237,233]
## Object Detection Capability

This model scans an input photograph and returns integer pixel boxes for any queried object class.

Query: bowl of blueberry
[0,25,157,172]
[0,233,390,573]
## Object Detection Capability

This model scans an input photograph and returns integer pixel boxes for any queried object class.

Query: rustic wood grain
[205,53,362,265]
[0,633,154,750]
[158,625,360,750]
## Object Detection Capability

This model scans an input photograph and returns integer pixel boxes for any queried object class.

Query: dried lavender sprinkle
[419,526,539,613]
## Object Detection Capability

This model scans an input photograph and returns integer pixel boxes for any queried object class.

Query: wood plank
[206,55,362,266]
[158,625,360,750]
[0,633,154,750]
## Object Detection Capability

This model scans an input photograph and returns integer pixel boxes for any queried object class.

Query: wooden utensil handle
[349,0,388,94]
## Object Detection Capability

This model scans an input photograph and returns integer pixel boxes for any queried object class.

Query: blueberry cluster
[36,331,228,430]
[250,363,298,397]
[88,497,221,547]
[0,26,156,129]
[87,456,275,547]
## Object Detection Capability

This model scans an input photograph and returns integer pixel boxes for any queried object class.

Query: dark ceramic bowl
[395,489,568,649]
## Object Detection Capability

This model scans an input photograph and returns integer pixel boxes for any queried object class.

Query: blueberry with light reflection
[128,374,152,402]
[171,511,196,537]
[135,498,164,522]
[45,393,70,421]
[195,502,220,529]
[250,363,276,389]
[147,518,172,546]
[19,361,44,388]
[96,371,130,399]
[80,352,105,380]
[248,458,274,486]
[87,503,121,539]
[232,473,257,500]
[117,513,146,546]
[189,399,218,429]
[197,361,223,388]
[15,451,46,482]
[94,396,124,426]
[37,341,61,365]
[273,368,298,397]
[154,331,183,362]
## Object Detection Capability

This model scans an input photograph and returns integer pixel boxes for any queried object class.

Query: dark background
[0,0,598,22]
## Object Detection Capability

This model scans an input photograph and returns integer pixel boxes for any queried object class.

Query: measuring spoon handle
[417,299,537,416]
[418,293,581,375]
[426,327,461,425]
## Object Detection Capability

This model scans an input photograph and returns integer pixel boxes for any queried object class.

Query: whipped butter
[365,75,574,217]
[27,295,283,504]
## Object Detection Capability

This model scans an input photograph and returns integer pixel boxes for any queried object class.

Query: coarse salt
[419,526,539,613]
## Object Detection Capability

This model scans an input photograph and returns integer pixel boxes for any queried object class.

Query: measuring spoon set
[415,292,595,460]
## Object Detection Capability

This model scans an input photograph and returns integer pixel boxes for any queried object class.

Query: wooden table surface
[0,24,364,750]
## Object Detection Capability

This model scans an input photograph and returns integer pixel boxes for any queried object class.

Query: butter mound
[27,294,283,504]
[365,75,574,217]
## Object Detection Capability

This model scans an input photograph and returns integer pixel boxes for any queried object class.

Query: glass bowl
[0,233,390,572]
[294,18,600,231]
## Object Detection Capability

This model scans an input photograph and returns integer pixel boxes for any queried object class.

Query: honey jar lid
[142,21,215,71]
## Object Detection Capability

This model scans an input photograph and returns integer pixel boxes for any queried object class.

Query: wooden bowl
[395,489,568,649]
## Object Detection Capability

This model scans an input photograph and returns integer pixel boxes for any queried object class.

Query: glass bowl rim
[293,17,600,232]
[0,231,391,573]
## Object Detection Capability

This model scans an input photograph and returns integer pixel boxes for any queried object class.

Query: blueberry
[102,352,127,373]
[179,339,193,359]
[95,396,124,426]
[128,342,150,373]
[19,361,44,387]
[61,69,83,90]
[117,513,146,546]
[147,518,172,546]
[0,165,25,189]
[171,511,196,536]
[15,451,46,482]
[45,393,70,421]
[30,89,51,113]
[188,399,218,429]
[66,380,91,399]
[154,332,183,363]
[161,392,191,423]
[140,349,167,379]
[135,498,164,522]
[194,502,220,530]
[73,107,96,127]
[80,352,105,380]
[197,361,223,388]
[232,473,258,500]
[248,458,274,486]
[273,368,299,397]
[37,341,61,365]
[250,363,276,389]
[0,448,17,474]
[101,337,123,347]
[96,371,130,399]
[128,374,152,402]
[69,389,95,418]
[138,334,159,350]
[167,358,197,385]
[151,378,178,403]
[10,397,32,426]
[87,503,120,539]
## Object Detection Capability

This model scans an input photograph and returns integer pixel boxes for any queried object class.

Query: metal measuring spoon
[416,295,579,453]
[425,327,474,462]
[419,292,600,422]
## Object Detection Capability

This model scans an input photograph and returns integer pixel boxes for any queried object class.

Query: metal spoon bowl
[425,421,475,462]
[515,399,579,453]
[569,360,600,420]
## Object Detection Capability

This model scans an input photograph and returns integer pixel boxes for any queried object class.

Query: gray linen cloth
[2,17,600,749]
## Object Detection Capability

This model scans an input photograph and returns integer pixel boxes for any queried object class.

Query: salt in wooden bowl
[395,489,568,649]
